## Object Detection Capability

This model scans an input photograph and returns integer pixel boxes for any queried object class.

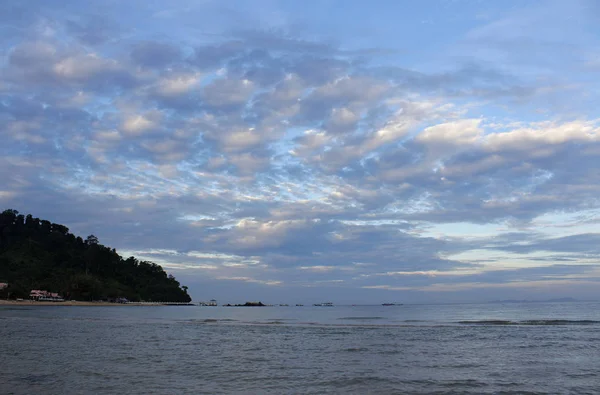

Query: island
[0,209,191,304]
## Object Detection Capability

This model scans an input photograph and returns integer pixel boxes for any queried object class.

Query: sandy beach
[0,300,188,306]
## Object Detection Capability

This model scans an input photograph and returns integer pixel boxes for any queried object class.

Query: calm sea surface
[1,302,600,394]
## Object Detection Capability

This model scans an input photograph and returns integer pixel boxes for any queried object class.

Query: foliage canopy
[0,209,191,302]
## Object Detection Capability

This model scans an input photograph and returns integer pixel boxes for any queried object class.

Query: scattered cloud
[2,0,600,303]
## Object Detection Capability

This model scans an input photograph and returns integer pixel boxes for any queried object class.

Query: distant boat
[296,304,304,306]
[313,302,333,307]
[382,303,402,306]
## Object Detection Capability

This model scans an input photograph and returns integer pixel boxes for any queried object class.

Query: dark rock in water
[233,301,265,307]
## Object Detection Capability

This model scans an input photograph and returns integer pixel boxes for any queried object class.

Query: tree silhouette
[0,209,191,302]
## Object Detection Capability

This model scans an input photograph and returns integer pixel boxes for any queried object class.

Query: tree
[0,210,192,303]
[2,209,19,217]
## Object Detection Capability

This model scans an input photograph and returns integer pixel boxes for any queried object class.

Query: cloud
[490,233,600,255]
[6,41,139,91]
[363,278,600,293]
[201,77,255,109]
[65,14,123,45]
[417,119,483,146]
[483,120,600,151]
[120,112,161,136]
[1,0,600,303]
[153,73,201,97]
[130,41,182,68]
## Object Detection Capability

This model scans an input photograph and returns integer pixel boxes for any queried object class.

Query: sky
[1,0,600,304]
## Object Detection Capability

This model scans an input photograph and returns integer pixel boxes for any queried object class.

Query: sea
[1,302,599,394]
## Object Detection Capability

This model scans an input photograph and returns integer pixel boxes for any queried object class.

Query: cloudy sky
[2,0,600,304]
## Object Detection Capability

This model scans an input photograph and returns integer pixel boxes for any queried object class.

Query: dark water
[1,302,600,394]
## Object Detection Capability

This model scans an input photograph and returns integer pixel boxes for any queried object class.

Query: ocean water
[1,302,599,394]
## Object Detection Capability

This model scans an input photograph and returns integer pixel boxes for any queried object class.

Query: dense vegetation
[0,209,191,302]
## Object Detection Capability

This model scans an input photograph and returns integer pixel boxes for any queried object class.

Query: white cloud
[215,276,282,286]
[220,129,263,152]
[94,129,122,142]
[227,152,270,174]
[0,191,18,200]
[417,119,483,145]
[120,112,160,136]
[299,266,336,272]
[483,120,600,151]
[201,77,254,107]
[155,73,201,97]
[2,0,600,304]
[6,120,45,144]
[53,53,120,80]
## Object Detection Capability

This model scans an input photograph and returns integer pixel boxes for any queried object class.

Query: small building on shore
[30,290,64,302]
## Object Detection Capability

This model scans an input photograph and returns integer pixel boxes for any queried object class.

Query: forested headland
[0,209,191,302]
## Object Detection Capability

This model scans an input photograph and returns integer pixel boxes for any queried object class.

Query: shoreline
[0,300,193,307]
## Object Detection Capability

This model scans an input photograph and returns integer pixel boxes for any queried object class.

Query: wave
[342,347,369,352]
[265,318,298,321]
[183,317,600,327]
[458,320,514,325]
[458,319,600,326]
[186,318,239,324]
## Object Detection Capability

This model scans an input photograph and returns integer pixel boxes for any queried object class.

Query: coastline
[0,300,191,307]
